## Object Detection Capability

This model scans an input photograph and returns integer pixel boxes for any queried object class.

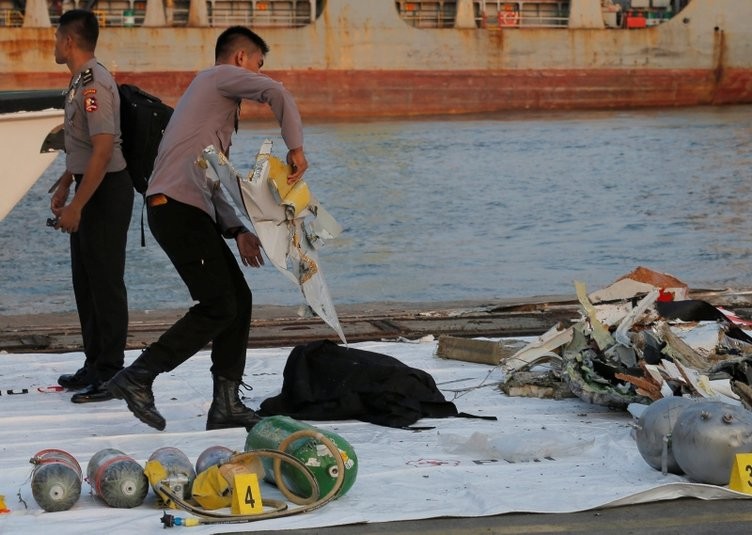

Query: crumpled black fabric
[258,339,460,428]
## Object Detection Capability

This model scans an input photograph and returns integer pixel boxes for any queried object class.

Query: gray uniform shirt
[147,64,304,233]
[63,58,126,174]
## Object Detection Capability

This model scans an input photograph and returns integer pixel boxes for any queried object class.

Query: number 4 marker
[231,473,264,514]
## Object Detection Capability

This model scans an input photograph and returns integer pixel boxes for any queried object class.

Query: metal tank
[195,445,234,475]
[147,447,196,501]
[86,448,149,508]
[245,415,358,500]
[672,400,752,485]
[635,396,693,474]
[29,449,82,512]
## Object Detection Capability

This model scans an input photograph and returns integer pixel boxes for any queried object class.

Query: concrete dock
[3,288,752,353]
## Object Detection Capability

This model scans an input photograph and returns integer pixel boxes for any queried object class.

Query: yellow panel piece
[267,155,311,217]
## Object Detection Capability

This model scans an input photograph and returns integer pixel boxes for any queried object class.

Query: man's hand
[50,179,80,233]
[236,231,265,268]
[286,147,308,184]
[53,202,83,233]
[50,183,70,214]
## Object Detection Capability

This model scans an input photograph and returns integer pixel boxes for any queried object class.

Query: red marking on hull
[4,69,751,120]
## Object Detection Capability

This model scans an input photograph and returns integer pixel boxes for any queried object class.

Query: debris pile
[501,267,752,409]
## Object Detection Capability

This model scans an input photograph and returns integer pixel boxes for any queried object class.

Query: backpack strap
[399,413,497,431]
[457,412,497,421]
[139,193,146,247]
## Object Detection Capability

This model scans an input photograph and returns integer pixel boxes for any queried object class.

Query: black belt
[72,169,125,183]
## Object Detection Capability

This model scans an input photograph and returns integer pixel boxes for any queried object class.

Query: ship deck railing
[397,11,569,28]
[79,8,312,27]
[479,0,569,29]
[204,8,313,27]
[0,1,313,27]
[481,13,568,28]
[0,0,673,29]
[0,8,567,28]
[396,0,572,29]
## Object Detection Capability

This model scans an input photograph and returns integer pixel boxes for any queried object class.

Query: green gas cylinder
[245,415,357,500]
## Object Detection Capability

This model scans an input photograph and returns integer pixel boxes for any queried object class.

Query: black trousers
[144,196,252,381]
[71,169,133,383]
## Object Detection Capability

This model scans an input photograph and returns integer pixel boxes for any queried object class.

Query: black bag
[258,339,464,428]
[118,84,173,194]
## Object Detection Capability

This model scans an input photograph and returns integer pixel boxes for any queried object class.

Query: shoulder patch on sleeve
[84,96,98,112]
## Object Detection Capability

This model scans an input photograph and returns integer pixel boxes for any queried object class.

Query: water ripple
[2,105,752,314]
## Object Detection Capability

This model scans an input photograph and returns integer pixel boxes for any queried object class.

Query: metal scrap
[502,269,752,409]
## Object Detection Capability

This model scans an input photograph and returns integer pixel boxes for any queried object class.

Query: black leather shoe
[58,368,92,390]
[71,383,114,404]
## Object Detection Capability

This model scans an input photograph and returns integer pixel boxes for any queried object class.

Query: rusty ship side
[0,0,750,119]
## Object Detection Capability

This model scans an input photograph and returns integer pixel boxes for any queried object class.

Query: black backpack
[118,83,173,194]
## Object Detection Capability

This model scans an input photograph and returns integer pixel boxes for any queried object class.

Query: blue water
[2,106,752,315]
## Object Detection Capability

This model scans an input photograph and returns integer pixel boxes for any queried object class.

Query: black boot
[206,375,262,431]
[106,358,166,431]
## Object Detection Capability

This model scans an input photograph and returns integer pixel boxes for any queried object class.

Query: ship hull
[2,0,751,118]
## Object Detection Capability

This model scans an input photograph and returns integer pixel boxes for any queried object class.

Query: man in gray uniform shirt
[51,9,134,403]
[107,26,308,431]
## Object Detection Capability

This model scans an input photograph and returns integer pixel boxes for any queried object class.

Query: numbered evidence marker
[728,453,752,494]
[231,473,263,515]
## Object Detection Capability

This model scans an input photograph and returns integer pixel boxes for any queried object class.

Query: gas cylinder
[245,415,357,500]
[86,448,149,508]
[672,400,752,485]
[29,449,82,512]
[146,447,196,500]
[635,396,692,474]
[195,445,234,475]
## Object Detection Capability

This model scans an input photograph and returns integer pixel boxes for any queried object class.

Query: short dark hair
[215,26,269,61]
[59,9,99,52]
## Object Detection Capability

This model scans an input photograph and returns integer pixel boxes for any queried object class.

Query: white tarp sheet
[0,338,749,534]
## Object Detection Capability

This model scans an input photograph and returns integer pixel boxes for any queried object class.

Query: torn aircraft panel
[200,141,346,345]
